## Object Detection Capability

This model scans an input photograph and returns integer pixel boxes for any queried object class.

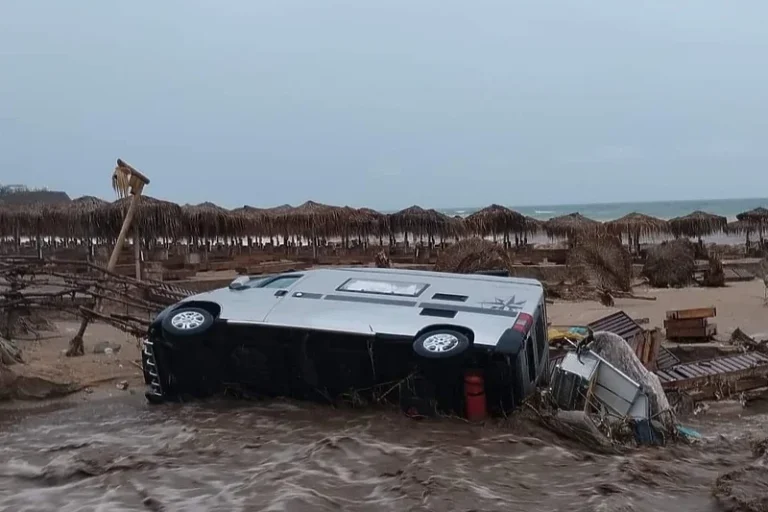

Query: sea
[432,197,768,222]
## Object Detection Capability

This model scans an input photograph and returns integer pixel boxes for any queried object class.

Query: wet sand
[549,279,768,337]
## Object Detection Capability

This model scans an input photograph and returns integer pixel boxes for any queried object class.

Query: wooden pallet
[666,322,717,340]
[663,317,708,329]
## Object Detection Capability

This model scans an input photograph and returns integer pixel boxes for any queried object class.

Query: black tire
[412,329,470,359]
[161,307,214,339]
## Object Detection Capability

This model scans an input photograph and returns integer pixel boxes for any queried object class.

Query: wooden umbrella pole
[134,224,142,281]
[66,159,150,357]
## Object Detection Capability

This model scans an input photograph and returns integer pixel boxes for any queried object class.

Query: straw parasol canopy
[606,212,669,238]
[56,195,109,238]
[736,207,768,224]
[724,220,755,235]
[389,205,453,238]
[97,195,184,240]
[544,212,601,239]
[464,204,526,238]
[668,210,727,239]
[735,207,768,244]
[0,202,57,238]
[522,216,543,236]
[277,200,347,238]
[182,201,248,239]
[231,205,275,238]
[0,190,71,238]
[428,208,462,239]
[349,207,389,239]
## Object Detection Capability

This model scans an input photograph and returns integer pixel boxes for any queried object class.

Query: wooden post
[66,159,150,357]
[134,224,142,281]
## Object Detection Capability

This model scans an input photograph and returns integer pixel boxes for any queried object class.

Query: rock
[116,380,129,390]
[92,341,121,355]
[1,365,81,400]
[0,337,23,365]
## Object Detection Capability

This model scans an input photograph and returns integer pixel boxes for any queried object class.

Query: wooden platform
[723,267,755,282]
[656,352,768,394]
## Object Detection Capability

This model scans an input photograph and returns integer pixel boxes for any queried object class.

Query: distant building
[0,186,71,205]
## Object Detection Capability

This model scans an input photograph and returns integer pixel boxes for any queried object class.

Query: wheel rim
[422,333,459,353]
[170,311,206,330]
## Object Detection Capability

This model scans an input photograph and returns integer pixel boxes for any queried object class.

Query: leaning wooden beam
[66,159,151,357]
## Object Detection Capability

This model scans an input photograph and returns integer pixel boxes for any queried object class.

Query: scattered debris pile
[664,307,717,342]
[566,232,632,292]
[642,239,696,288]
[538,330,682,451]
[0,255,191,344]
[374,250,391,268]
[731,328,768,354]
[433,238,514,274]
[702,253,726,287]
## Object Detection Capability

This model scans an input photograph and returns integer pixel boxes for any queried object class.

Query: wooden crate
[665,307,717,321]
[666,322,717,340]
[663,317,709,329]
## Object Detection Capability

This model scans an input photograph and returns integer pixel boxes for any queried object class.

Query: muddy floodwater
[0,395,766,512]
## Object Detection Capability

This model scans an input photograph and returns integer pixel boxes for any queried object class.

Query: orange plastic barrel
[464,370,487,421]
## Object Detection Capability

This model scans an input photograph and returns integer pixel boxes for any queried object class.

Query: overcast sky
[2,1,767,210]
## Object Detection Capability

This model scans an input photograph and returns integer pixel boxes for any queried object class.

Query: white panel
[559,352,599,380]
[593,363,641,417]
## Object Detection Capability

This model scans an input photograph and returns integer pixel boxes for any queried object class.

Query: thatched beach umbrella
[606,212,669,254]
[736,207,768,224]
[349,207,389,245]
[279,200,346,238]
[523,216,542,233]
[276,200,347,257]
[735,207,768,246]
[725,219,757,250]
[544,212,601,241]
[464,204,526,246]
[725,220,754,234]
[428,209,462,243]
[0,203,53,247]
[0,197,71,254]
[97,195,184,242]
[58,195,109,240]
[231,205,274,241]
[0,190,71,241]
[450,215,467,241]
[389,205,453,245]
[668,210,727,241]
[182,201,248,240]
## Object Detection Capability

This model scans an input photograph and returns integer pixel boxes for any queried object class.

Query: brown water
[0,396,765,512]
